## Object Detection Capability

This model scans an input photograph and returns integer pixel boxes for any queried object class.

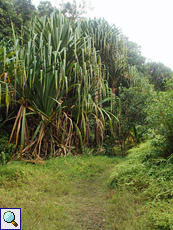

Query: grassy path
[71,177,108,229]
[62,170,112,229]
[2,142,172,229]
[0,156,141,229]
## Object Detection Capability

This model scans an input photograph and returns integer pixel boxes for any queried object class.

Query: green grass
[0,156,119,229]
[1,142,173,229]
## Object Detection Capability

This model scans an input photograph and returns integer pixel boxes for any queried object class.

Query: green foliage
[13,0,36,25]
[113,85,149,151]
[130,125,147,143]
[0,12,116,161]
[145,62,173,91]
[109,140,173,229]
[37,1,55,17]
[125,38,146,73]
[80,17,127,96]
[1,0,171,164]
[0,0,21,40]
[102,134,116,157]
[146,84,173,157]
[0,0,37,40]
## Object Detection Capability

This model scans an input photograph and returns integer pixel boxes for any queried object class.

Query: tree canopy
[37,1,55,17]
[145,62,173,91]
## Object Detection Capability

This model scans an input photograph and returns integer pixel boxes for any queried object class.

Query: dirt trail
[65,170,115,230]
[72,179,107,229]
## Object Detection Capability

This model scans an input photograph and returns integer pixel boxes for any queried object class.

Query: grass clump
[109,140,173,229]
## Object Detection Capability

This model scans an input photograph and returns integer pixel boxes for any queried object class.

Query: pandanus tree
[80,18,127,95]
[0,12,116,162]
[79,18,152,149]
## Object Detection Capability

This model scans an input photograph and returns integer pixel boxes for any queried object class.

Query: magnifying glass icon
[3,211,18,227]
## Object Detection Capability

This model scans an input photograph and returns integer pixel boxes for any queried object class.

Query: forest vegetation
[0,0,173,229]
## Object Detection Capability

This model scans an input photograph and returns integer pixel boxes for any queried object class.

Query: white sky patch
[32,0,173,70]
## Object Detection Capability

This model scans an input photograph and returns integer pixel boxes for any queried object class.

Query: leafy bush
[113,86,148,152]
[130,125,147,143]
[146,84,173,158]
[109,140,173,229]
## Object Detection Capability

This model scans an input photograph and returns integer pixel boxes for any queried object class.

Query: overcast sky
[32,0,173,70]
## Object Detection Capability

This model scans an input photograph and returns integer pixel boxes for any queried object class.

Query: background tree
[113,82,151,152]
[37,1,55,17]
[0,0,22,40]
[0,0,37,40]
[60,0,93,21]
[13,0,36,25]
[125,38,146,73]
[144,62,173,91]
[0,0,13,40]
[110,69,154,152]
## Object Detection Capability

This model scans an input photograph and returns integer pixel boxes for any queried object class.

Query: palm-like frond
[0,12,116,161]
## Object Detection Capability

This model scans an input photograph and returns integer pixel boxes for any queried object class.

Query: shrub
[146,85,173,158]
[109,140,173,229]
[113,86,148,152]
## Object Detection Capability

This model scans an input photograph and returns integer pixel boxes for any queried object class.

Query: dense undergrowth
[109,140,173,230]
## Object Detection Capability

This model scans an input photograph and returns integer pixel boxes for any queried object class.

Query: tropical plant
[0,12,115,162]
[80,18,127,94]
[146,80,173,157]
[130,125,146,144]
[112,72,153,152]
